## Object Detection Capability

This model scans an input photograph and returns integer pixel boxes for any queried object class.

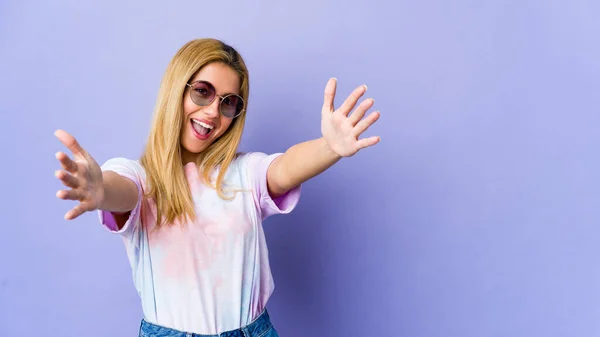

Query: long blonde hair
[140,38,250,226]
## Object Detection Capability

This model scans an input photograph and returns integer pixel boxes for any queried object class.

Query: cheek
[183,99,196,118]
[216,116,234,135]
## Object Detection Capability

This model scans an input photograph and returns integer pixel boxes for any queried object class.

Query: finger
[354,111,380,136]
[55,170,80,188]
[55,151,79,173]
[56,189,81,201]
[55,129,85,156]
[65,203,90,220]
[322,78,337,113]
[348,98,374,126]
[356,136,381,150]
[338,84,367,117]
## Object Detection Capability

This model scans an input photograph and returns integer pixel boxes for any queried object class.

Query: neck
[181,148,199,166]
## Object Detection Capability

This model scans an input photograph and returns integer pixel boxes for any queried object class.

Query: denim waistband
[139,310,274,337]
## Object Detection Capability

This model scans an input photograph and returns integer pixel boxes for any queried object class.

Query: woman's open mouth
[191,119,215,140]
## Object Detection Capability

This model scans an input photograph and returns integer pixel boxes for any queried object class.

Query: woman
[54,38,380,337]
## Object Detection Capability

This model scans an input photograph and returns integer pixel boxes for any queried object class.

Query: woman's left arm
[266,78,381,198]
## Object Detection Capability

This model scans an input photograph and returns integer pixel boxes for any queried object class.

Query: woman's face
[180,62,241,162]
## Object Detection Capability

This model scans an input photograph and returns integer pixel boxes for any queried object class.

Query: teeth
[192,119,214,129]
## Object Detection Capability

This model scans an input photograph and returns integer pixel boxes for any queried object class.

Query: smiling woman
[53,38,380,337]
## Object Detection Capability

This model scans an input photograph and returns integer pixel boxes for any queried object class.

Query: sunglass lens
[190,81,215,106]
[220,95,244,118]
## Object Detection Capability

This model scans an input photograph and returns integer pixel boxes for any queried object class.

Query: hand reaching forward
[321,78,381,157]
[54,130,105,220]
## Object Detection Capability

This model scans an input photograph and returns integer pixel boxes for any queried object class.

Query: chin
[182,140,211,155]
[179,135,208,156]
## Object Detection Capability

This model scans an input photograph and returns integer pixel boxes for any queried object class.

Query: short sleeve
[97,157,146,237]
[244,152,301,220]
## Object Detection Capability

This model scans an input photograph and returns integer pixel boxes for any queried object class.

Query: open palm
[321,78,381,157]
[54,129,105,220]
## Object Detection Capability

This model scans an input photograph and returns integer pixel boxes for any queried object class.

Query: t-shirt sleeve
[245,152,302,221]
[96,157,146,238]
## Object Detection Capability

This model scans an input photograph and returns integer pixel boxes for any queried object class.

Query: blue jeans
[138,310,279,337]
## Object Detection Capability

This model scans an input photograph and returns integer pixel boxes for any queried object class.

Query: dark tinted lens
[189,81,215,106]
[220,95,244,118]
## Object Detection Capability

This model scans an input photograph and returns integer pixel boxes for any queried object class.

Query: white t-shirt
[97,152,301,334]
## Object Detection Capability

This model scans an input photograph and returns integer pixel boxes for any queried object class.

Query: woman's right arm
[54,129,138,222]
[100,171,138,213]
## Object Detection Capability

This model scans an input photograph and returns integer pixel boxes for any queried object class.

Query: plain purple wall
[1,0,599,336]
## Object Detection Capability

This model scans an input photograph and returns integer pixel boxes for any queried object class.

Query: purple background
[1,0,600,336]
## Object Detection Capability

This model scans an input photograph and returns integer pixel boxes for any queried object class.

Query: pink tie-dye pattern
[147,163,253,281]
[185,162,203,190]
[148,219,212,279]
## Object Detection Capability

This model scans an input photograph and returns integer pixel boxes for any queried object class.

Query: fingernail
[363,84,368,90]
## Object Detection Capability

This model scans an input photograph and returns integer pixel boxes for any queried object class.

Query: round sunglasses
[186,80,245,118]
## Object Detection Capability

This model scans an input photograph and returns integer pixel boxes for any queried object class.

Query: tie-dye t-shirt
[96,152,301,334]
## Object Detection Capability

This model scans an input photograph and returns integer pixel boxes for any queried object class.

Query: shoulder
[229,152,283,185]
[100,157,146,181]
[228,152,283,180]
[101,157,144,170]
[232,152,281,169]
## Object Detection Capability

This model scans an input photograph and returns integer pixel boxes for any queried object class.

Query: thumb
[322,77,337,113]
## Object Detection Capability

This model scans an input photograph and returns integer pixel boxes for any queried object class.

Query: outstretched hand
[54,130,105,220]
[321,78,381,157]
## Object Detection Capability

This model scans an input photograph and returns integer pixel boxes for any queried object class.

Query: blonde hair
[140,38,250,227]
